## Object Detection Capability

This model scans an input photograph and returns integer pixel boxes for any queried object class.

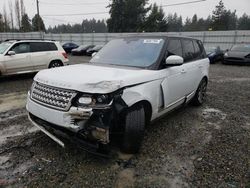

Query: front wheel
[121,105,145,154]
[192,78,208,106]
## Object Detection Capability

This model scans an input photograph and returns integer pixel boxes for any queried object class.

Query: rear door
[4,42,32,74]
[30,42,57,70]
[181,39,202,95]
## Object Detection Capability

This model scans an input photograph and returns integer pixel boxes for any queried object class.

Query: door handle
[181,69,186,74]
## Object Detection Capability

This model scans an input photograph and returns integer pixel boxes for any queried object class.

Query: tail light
[62,52,68,59]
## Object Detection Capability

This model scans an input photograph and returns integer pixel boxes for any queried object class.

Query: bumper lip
[28,113,65,147]
[28,113,111,157]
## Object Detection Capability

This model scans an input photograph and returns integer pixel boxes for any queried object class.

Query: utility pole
[36,0,40,31]
[36,0,42,38]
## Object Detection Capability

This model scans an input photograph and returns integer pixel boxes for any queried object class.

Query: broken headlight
[96,94,110,104]
[77,94,113,107]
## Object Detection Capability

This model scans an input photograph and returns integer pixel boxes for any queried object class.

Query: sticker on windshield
[143,39,162,44]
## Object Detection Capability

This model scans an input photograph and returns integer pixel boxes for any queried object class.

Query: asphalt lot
[0,56,249,187]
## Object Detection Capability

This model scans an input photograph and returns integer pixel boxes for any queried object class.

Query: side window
[30,42,42,52]
[182,40,195,62]
[193,40,202,59]
[197,40,206,58]
[30,42,57,52]
[47,43,58,51]
[166,39,183,57]
[10,43,30,54]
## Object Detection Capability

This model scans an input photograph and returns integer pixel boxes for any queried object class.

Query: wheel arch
[125,100,152,126]
[202,75,208,83]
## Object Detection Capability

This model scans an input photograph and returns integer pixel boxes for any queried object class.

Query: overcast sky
[0,0,249,27]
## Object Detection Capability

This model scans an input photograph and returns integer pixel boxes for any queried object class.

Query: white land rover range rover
[26,36,209,154]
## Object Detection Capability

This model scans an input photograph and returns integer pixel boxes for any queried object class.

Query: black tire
[121,105,145,154]
[192,78,207,106]
[49,61,63,68]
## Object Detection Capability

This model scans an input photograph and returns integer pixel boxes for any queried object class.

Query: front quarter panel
[121,79,164,121]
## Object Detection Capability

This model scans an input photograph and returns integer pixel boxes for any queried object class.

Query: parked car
[86,45,104,56]
[205,46,224,63]
[71,45,95,56]
[26,36,209,154]
[223,44,250,65]
[0,40,68,76]
[62,42,79,53]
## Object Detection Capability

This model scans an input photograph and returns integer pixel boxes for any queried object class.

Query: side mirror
[7,51,16,56]
[166,55,184,66]
[225,49,229,52]
[92,52,97,57]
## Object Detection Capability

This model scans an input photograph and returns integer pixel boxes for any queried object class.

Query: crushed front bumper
[28,113,110,156]
[26,93,112,153]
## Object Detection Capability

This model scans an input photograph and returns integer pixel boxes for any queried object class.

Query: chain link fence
[0,30,250,50]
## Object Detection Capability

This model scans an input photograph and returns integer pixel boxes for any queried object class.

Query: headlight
[96,94,109,103]
[78,96,93,105]
[224,52,228,57]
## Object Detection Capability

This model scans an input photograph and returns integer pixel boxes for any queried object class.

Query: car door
[160,38,188,110]
[4,42,32,74]
[182,39,203,95]
[30,42,51,70]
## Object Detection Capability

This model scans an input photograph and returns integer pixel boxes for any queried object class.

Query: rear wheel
[121,105,145,154]
[49,61,63,68]
[192,78,207,106]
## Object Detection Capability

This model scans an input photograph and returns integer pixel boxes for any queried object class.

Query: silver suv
[0,40,69,76]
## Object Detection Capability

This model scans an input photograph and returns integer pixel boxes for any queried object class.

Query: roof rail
[4,39,55,42]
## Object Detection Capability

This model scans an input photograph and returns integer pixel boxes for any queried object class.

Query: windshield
[231,45,250,52]
[90,38,164,67]
[0,42,12,54]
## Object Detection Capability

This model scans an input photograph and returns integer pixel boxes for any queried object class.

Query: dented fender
[121,79,164,120]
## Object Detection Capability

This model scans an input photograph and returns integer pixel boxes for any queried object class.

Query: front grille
[31,82,77,111]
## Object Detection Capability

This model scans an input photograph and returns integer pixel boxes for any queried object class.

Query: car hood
[227,51,250,58]
[34,64,163,94]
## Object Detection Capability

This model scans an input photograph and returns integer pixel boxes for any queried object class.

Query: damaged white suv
[26,36,209,154]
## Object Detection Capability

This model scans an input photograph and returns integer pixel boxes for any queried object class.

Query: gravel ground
[0,57,249,188]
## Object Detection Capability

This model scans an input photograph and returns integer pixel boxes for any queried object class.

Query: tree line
[47,19,107,33]
[1,0,250,33]
[107,0,250,32]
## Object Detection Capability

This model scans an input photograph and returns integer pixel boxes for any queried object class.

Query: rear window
[30,42,58,52]
[193,40,202,59]
[182,40,195,62]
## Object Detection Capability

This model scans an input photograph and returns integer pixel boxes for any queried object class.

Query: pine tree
[142,3,167,32]
[32,14,45,31]
[238,13,250,30]
[21,14,32,32]
[107,0,150,32]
